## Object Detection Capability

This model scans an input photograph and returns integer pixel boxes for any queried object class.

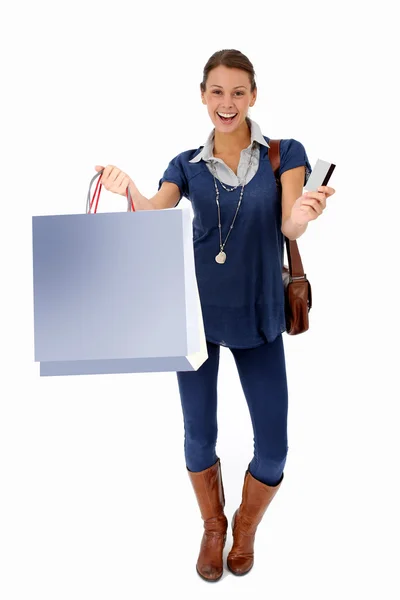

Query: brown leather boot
[187,458,228,582]
[227,468,283,576]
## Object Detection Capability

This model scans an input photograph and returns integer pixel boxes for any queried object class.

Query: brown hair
[200,49,256,93]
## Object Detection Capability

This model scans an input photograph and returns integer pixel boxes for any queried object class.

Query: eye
[212,90,245,96]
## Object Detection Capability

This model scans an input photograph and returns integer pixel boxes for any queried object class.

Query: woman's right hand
[95,165,132,197]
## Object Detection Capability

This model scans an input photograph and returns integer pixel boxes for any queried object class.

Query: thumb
[94,165,104,172]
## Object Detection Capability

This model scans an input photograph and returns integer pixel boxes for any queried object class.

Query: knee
[184,431,218,472]
[251,448,288,486]
[184,429,217,454]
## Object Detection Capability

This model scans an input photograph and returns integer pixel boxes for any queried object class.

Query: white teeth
[218,112,237,118]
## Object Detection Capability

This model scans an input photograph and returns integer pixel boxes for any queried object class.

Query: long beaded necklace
[209,143,256,264]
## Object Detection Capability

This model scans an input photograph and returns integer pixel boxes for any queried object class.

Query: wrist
[290,214,307,229]
[127,179,138,197]
[127,180,154,211]
[281,215,308,240]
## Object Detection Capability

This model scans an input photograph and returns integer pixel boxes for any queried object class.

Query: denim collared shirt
[158,119,312,348]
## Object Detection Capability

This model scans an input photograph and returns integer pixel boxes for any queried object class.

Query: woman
[96,49,336,582]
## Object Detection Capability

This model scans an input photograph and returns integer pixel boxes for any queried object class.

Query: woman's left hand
[290,185,336,226]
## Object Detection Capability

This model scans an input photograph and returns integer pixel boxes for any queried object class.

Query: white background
[1,1,399,598]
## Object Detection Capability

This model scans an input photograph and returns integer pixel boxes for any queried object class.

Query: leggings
[176,333,288,486]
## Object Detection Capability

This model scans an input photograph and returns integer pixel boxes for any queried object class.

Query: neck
[213,117,252,155]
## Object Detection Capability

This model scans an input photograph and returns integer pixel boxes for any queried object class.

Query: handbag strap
[268,139,306,280]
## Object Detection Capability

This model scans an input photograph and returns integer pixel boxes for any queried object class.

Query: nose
[218,93,235,110]
[219,103,235,112]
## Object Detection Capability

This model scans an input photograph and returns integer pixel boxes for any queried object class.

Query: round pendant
[215,251,226,264]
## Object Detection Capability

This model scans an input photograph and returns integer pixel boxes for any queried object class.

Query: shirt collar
[188,117,270,163]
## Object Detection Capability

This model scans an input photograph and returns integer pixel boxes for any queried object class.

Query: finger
[308,193,327,209]
[101,164,115,186]
[109,168,121,185]
[114,171,127,190]
[318,185,335,196]
[302,199,323,215]
[300,205,319,220]
[119,175,130,193]
[304,191,326,202]
[305,192,327,208]
[303,198,324,213]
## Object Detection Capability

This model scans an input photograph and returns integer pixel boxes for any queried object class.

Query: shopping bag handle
[86,169,135,213]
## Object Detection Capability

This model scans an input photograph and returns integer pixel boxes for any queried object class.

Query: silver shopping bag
[32,171,208,376]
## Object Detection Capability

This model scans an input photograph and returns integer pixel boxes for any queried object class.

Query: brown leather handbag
[268,139,312,335]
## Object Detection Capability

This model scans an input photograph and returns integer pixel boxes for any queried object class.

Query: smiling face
[201,65,257,132]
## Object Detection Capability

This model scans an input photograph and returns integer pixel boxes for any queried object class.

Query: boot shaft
[236,469,283,534]
[187,458,226,522]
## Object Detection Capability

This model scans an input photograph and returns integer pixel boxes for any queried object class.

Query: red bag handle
[86,170,135,213]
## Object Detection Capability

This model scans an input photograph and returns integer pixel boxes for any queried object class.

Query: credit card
[304,159,336,191]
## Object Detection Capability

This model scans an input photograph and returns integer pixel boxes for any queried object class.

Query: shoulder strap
[268,139,306,280]
[268,139,281,178]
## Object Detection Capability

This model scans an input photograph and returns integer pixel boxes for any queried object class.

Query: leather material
[187,458,228,582]
[227,469,282,576]
[269,139,312,335]
[282,265,312,334]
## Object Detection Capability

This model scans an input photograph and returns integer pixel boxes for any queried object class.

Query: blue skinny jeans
[176,333,288,486]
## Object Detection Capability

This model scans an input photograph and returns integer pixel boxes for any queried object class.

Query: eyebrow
[209,85,247,89]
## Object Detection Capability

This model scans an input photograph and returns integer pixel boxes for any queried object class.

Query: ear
[200,84,206,105]
[250,88,257,107]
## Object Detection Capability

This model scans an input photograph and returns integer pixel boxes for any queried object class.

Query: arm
[128,180,181,211]
[280,166,308,240]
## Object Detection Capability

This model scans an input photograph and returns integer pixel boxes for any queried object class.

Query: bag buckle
[290,274,307,281]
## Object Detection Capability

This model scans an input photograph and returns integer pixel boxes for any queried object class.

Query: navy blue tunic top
[158,135,312,348]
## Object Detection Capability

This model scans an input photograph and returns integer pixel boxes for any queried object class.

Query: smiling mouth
[217,112,238,124]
